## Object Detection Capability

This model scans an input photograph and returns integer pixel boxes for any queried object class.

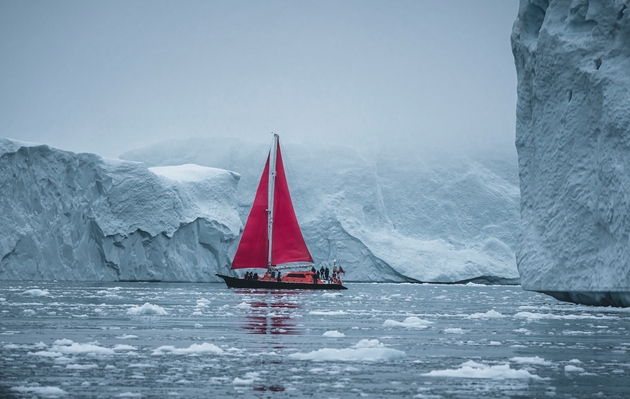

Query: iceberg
[512,1,630,305]
[121,137,520,283]
[0,138,241,281]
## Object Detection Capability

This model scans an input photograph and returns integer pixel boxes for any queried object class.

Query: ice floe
[11,386,67,397]
[152,342,224,355]
[310,310,347,316]
[66,363,99,370]
[288,339,405,362]
[126,303,168,316]
[510,356,552,366]
[383,317,433,329]
[52,341,115,356]
[443,328,465,334]
[467,310,505,319]
[113,344,137,351]
[422,360,545,380]
[22,289,50,297]
[115,334,138,340]
[323,330,345,337]
[232,372,260,385]
[514,312,614,321]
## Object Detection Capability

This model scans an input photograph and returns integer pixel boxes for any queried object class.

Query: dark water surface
[1,282,629,398]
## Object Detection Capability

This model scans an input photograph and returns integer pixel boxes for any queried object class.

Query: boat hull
[216,274,347,290]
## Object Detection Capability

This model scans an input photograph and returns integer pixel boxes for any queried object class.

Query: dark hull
[216,274,347,290]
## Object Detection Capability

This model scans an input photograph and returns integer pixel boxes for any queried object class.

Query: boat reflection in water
[236,289,304,335]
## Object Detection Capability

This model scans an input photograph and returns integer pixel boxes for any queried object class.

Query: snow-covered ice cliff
[0,138,241,281]
[122,137,521,283]
[512,0,630,305]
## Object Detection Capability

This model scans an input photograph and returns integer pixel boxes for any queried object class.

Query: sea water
[1,282,629,398]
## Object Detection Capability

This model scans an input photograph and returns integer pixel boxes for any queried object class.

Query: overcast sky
[0,0,519,158]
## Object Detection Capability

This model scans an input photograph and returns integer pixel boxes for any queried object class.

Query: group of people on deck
[242,263,344,284]
[311,264,344,284]
[243,271,260,280]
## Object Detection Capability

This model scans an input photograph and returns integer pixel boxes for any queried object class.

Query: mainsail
[231,137,313,269]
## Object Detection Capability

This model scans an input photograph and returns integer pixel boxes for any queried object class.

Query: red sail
[231,140,313,269]
[271,143,314,265]
[231,155,271,269]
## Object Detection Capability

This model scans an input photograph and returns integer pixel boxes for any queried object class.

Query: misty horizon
[1,0,518,159]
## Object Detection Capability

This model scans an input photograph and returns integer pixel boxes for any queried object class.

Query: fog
[0,0,518,159]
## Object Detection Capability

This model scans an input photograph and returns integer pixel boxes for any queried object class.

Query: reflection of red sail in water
[216,134,346,290]
[241,299,302,335]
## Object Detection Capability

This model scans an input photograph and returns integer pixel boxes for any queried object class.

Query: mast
[267,133,279,272]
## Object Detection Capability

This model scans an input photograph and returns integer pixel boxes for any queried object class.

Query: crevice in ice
[521,1,548,39]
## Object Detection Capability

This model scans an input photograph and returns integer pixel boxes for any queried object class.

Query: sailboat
[216,134,346,290]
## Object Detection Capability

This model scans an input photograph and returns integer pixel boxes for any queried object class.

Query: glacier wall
[0,138,241,281]
[121,137,521,283]
[512,0,630,305]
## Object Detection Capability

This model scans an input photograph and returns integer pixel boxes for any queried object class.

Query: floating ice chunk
[53,342,115,356]
[127,303,168,316]
[322,292,343,298]
[564,365,585,372]
[128,363,156,368]
[514,312,614,321]
[115,335,138,340]
[467,310,505,319]
[353,339,384,348]
[196,298,211,307]
[422,360,545,380]
[22,289,50,297]
[11,386,67,397]
[288,339,405,362]
[323,330,345,337]
[489,341,501,346]
[309,310,346,316]
[23,309,36,316]
[443,328,465,334]
[568,359,582,364]
[66,363,98,370]
[510,356,552,366]
[152,342,224,356]
[113,344,137,351]
[235,302,251,309]
[54,339,74,345]
[383,317,433,329]
[233,372,260,385]
[118,393,142,398]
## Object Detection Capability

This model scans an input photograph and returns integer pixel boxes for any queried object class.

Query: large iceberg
[0,138,241,281]
[512,0,630,305]
[121,137,521,283]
